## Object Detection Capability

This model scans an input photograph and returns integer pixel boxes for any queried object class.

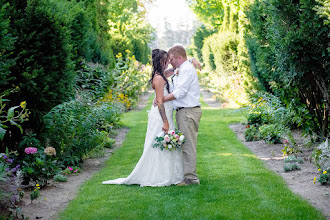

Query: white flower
[168,144,172,149]
[164,135,170,143]
[179,135,185,142]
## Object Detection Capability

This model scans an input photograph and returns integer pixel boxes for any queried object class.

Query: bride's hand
[164,68,175,77]
[191,58,202,71]
[153,98,158,107]
[162,121,169,133]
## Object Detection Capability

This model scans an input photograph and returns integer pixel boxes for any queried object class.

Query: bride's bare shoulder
[152,74,166,88]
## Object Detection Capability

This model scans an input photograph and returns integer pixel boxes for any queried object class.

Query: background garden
[0,0,329,218]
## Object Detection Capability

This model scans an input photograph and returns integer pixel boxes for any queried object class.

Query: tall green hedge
[2,0,76,139]
[246,0,330,138]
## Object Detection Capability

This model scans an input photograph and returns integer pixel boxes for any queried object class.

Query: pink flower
[168,130,175,135]
[68,167,73,171]
[74,169,78,173]
[25,147,38,154]
[164,135,170,143]
[175,135,180,140]
[283,140,289,144]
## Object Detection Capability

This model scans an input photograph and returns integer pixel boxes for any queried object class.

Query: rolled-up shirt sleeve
[172,69,191,99]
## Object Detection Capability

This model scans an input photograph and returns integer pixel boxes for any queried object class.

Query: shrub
[281,139,303,156]
[317,170,329,185]
[312,139,330,184]
[247,113,268,126]
[284,155,304,164]
[0,152,24,219]
[54,174,67,182]
[284,163,301,172]
[2,0,76,143]
[62,166,81,175]
[259,124,284,144]
[20,146,61,186]
[244,125,261,141]
[246,0,330,139]
[43,92,123,167]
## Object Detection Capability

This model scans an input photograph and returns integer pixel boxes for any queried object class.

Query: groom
[164,45,202,186]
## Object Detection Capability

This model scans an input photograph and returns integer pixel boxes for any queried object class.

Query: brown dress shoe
[176,179,200,186]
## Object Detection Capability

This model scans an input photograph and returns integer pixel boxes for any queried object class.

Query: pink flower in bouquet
[164,135,170,143]
[25,147,38,155]
[175,134,179,140]
[68,167,73,171]
[168,130,175,135]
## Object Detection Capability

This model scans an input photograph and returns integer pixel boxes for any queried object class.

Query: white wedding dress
[102,85,184,187]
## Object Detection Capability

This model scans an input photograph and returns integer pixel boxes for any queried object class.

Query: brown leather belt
[176,106,200,112]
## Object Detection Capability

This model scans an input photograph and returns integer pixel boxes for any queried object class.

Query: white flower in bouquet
[164,135,170,143]
[168,144,173,149]
[179,135,185,142]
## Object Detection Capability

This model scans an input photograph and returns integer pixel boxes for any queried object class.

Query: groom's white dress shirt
[172,60,201,109]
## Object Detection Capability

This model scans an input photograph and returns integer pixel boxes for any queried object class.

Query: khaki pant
[176,107,202,182]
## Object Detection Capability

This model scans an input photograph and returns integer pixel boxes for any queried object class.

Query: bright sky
[145,0,197,37]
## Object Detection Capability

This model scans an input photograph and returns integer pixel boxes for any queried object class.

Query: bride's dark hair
[149,49,170,93]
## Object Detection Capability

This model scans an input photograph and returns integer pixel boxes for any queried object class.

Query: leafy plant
[259,124,284,144]
[284,163,301,172]
[54,174,68,182]
[244,125,261,141]
[0,152,24,219]
[284,155,303,164]
[317,170,329,185]
[312,139,330,184]
[30,184,40,203]
[44,91,123,167]
[281,139,303,156]
[0,93,30,141]
[20,147,61,185]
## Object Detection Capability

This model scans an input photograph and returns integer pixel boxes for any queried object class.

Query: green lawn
[59,96,324,220]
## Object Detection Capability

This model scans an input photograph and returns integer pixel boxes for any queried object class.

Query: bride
[102,49,184,187]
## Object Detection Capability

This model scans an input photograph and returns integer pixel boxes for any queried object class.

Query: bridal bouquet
[153,129,186,151]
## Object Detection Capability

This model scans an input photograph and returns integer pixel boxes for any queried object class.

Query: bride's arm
[153,75,169,132]
[190,57,202,71]
[164,68,175,78]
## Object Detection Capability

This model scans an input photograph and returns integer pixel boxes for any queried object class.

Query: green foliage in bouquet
[153,129,186,151]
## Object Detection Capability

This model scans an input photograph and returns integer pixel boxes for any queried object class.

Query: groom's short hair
[168,45,187,59]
